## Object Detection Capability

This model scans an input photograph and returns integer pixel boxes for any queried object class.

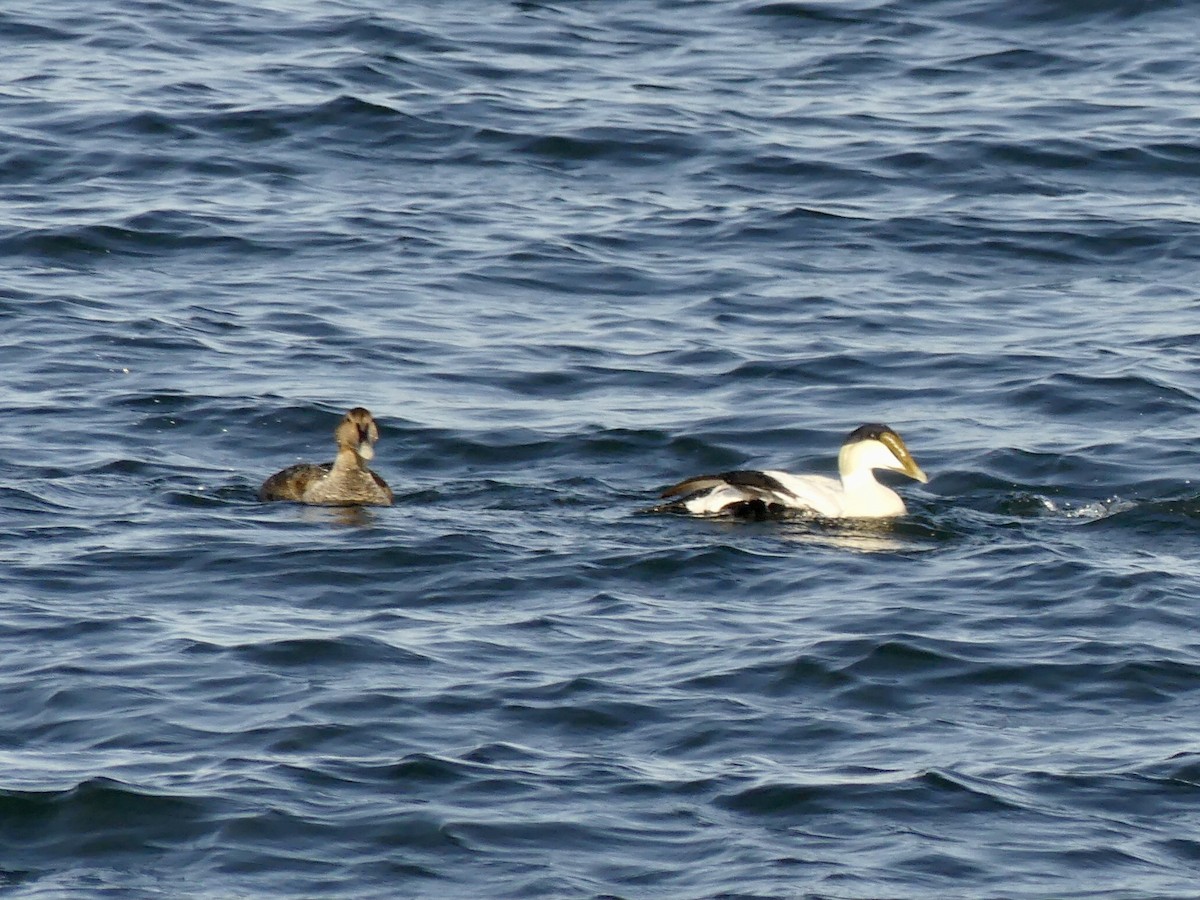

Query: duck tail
[637,498,692,515]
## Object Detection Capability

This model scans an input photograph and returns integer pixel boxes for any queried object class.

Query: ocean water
[3,1,1200,897]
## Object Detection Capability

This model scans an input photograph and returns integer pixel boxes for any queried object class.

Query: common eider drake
[654,423,927,519]
[259,407,394,506]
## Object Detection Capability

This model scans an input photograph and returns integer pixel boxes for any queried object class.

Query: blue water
[4,1,1200,897]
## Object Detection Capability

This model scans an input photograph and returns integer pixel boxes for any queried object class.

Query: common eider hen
[259,407,393,506]
[653,423,927,519]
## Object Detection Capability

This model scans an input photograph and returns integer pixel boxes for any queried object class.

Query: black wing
[660,469,796,500]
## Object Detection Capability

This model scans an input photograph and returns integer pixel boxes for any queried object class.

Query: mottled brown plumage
[259,407,393,506]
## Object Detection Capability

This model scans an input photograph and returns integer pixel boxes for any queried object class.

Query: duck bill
[878,430,928,483]
[357,441,375,461]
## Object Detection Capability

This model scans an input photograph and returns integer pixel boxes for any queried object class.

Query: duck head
[336,407,380,462]
[838,423,928,483]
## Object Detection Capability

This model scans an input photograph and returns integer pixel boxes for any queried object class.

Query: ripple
[6,0,1200,897]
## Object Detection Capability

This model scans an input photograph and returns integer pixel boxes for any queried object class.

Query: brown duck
[259,407,393,506]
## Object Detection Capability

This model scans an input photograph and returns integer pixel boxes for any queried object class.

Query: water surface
[3,1,1200,897]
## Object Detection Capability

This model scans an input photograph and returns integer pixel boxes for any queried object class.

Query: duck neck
[837,443,868,484]
[332,447,367,473]
[838,453,904,516]
[839,465,882,497]
[837,442,888,498]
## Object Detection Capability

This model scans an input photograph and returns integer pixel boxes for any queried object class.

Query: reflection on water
[782,524,912,554]
[296,505,381,528]
[778,518,931,554]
